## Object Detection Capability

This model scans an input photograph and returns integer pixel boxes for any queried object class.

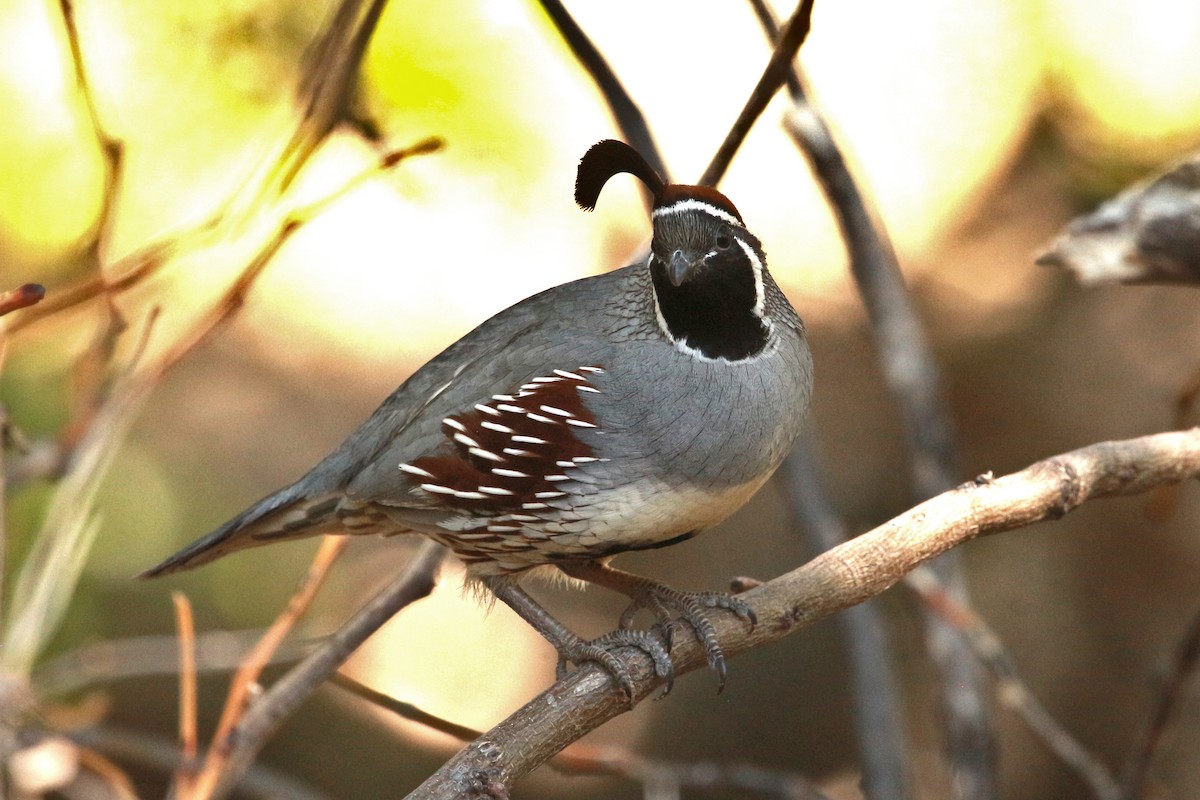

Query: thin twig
[332,671,834,798]
[0,284,46,318]
[70,725,331,800]
[4,232,209,334]
[59,0,124,261]
[75,745,138,800]
[33,629,320,699]
[1122,603,1200,799]
[208,540,444,800]
[536,0,668,181]
[781,437,911,800]
[699,0,815,187]
[906,567,1122,800]
[781,59,994,800]
[408,428,1200,798]
[330,672,482,741]
[187,536,348,800]
[172,593,199,787]
[746,0,991,791]
[237,0,392,214]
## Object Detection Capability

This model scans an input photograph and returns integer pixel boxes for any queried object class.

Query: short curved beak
[667,249,698,287]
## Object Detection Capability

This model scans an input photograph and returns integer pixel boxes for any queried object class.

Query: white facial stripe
[735,237,766,318]
[652,198,742,227]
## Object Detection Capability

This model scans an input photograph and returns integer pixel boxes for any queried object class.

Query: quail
[143,139,814,696]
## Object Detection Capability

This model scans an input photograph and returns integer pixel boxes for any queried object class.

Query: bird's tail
[139,483,384,578]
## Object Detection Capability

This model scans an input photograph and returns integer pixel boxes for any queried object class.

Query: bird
[142,139,814,697]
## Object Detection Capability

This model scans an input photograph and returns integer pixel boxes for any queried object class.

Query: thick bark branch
[407,428,1200,798]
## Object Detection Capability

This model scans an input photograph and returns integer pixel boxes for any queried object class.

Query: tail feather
[139,484,346,578]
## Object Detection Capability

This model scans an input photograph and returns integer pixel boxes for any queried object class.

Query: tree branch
[407,428,1200,798]
[537,0,667,181]
[700,0,815,187]
[208,541,445,800]
[781,49,992,800]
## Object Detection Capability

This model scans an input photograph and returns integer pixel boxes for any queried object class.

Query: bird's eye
[715,233,733,250]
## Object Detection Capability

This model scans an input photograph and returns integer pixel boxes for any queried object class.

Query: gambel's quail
[143,139,814,695]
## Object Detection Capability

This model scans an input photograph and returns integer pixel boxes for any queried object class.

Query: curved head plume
[574,139,666,211]
[574,139,744,224]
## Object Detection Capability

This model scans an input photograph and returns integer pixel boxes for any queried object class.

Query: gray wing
[141,267,636,576]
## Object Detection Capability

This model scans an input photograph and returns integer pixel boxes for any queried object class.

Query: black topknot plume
[574,139,666,211]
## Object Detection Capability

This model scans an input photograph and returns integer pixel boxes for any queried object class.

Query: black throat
[650,254,770,361]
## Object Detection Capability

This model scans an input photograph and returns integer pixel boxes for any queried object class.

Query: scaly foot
[558,562,756,693]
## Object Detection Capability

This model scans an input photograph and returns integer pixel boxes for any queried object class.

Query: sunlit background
[2,0,1200,797]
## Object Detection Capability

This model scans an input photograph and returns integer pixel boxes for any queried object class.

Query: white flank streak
[652,198,743,227]
[420,483,455,495]
[496,403,524,414]
[735,237,767,318]
[442,418,466,432]
[479,486,514,496]
[480,420,514,434]
[453,490,486,500]
[512,435,547,444]
[545,475,569,482]
[526,412,556,424]
[509,514,539,522]
[531,376,561,383]
[489,524,521,532]
[579,366,604,373]
[492,467,530,478]
[468,447,503,462]
[555,460,576,468]
[553,369,585,381]
[522,502,548,510]
[475,404,501,416]
[566,419,597,428]
[454,432,480,448]
[535,491,567,499]
[492,394,515,402]
[503,448,535,457]
[539,405,573,418]
[578,385,600,393]
[399,463,434,478]
[573,456,599,463]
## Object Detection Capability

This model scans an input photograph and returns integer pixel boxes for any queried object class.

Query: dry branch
[408,428,1200,798]
[907,567,1122,800]
[207,541,445,800]
[332,672,834,797]
[0,284,46,318]
[1122,603,1200,799]
[537,0,667,181]
[185,536,348,800]
[700,0,815,187]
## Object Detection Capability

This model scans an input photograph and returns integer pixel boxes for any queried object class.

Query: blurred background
[2,0,1199,797]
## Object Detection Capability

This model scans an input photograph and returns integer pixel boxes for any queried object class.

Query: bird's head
[575,139,772,361]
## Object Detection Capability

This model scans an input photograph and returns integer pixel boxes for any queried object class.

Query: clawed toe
[555,628,675,701]
[620,586,756,693]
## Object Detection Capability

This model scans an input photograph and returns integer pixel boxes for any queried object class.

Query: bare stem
[1122,603,1200,799]
[208,541,445,800]
[186,537,348,800]
[700,0,815,187]
[537,0,667,181]
[906,567,1122,800]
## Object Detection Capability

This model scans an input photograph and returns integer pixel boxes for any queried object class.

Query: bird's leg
[556,561,756,693]
[482,576,672,700]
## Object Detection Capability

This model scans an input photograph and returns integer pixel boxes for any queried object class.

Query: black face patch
[649,208,769,361]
